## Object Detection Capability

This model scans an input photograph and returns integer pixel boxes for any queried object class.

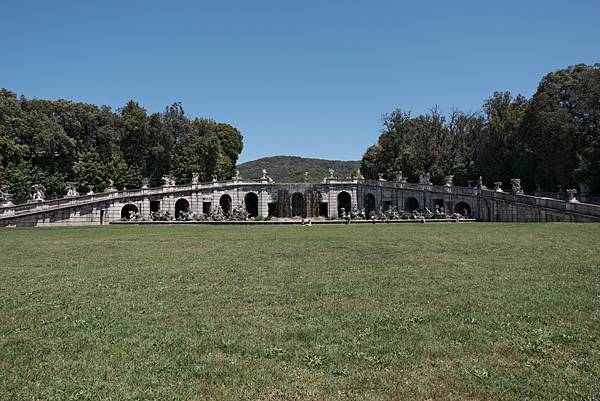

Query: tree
[73,150,111,192]
[519,64,600,192]
[119,101,150,172]
[473,92,528,187]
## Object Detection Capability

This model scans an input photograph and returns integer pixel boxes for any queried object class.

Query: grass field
[1,224,599,401]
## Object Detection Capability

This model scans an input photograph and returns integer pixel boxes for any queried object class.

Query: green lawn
[1,224,599,401]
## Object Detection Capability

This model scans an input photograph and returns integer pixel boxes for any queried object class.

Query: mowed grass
[0,224,599,401]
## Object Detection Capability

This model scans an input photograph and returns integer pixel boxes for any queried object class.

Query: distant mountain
[237,156,361,183]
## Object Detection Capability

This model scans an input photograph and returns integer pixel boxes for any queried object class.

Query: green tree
[519,64,600,192]
[119,101,150,172]
[73,150,111,192]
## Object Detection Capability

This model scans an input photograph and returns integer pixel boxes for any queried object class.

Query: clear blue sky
[1,1,598,163]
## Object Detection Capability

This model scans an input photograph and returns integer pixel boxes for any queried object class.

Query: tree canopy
[360,64,600,194]
[0,91,243,200]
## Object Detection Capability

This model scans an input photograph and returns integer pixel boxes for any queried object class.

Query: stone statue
[478,176,487,190]
[66,182,79,197]
[444,175,454,187]
[357,168,364,180]
[494,182,503,192]
[262,169,268,180]
[0,185,14,206]
[212,174,217,182]
[107,179,117,192]
[234,170,240,181]
[395,171,403,182]
[378,173,386,182]
[567,188,579,203]
[32,184,46,202]
[141,178,149,189]
[162,175,175,186]
[86,185,94,195]
[511,178,523,194]
[304,171,309,182]
[191,173,199,185]
[328,168,334,178]
[419,173,432,185]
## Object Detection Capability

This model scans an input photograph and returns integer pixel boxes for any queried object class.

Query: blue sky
[1,1,598,163]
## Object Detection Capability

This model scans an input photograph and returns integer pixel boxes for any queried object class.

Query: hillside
[237,156,361,183]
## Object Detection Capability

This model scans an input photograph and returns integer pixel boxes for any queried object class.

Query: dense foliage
[237,156,360,183]
[361,64,600,193]
[0,91,243,199]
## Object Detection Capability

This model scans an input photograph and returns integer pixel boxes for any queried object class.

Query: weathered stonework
[1,177,600,227]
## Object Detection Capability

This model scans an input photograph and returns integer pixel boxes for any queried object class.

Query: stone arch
[454,201,471,217]
[364,193,376,217]
[405,197,419,212]
[175,198,190,219]
[121,203,138,219]
[337,191,352,217]
[219,194,232,216]
[291,192,304,217]
[244,192,259,218]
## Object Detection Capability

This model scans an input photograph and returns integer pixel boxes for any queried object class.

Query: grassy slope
[0,224,599,401]
[237,156,360,182]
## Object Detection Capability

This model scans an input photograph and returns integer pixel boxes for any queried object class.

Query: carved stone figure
[141,178,149,189]
[419,173,432,185]
[328,168,334,178]
[192,173,199,185]
[107,179,117,192]
[233,170,240,181]
[494,182,503,192]
[478,176,487,190]
[357,168,364,180]
[66,182,79,197]
[444,175,454,187]
[86,185,94,195]
[567,189,579,203]
[262,169,268,180]
[378,173,386,182]
[212,174,217,183]
[162,175,175,186]
[395,171,403,182]
[0,185,14,206]
[32,184,46,202]
[511,178,523,194]
[304,171,309,182]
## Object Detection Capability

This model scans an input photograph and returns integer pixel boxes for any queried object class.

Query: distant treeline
[237,156,360,183]
[0,91,243,199]
[361,64,600,194]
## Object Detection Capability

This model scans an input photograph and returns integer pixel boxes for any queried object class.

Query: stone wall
[1,179,599,227]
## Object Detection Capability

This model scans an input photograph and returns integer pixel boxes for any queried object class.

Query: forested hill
[237,156,360,182]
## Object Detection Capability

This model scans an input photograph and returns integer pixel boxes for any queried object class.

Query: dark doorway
[203,202,211,215]
[175,198,190,219]
[434,199,444,208]
[364,193,376,217]
[319,202,328,217]
[150,200,160,212]
[219,194,232,216]
[337,191,351,217]
[454,202,471,217]
[244,192,259,217]
[100,209,104,225]
[121,204,138,219]
[268,202,277,217]
[405,197,419,212]
[291,192,304,217]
